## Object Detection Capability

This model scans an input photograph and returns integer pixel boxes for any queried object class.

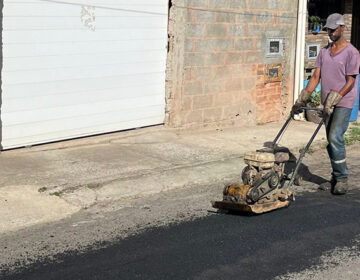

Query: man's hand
[324,90,342,115]
[292,89,312,115]
[291,103,303,115]
[296,89,312,105]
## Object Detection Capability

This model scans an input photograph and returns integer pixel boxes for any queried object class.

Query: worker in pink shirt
[293,13,360,195]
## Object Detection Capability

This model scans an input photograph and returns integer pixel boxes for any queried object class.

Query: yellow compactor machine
[212,108,324,214]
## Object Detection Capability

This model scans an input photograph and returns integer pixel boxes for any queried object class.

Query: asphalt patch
[3,190,360,280]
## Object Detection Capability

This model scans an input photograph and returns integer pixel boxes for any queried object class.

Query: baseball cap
[324,13,345,30]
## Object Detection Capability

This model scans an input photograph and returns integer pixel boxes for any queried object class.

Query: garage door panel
[3,94,165,126]
[3,72,165,99]
[3,50,166,72]
[3,60,166,85]
[3,28,167,44]
[4,40,166,58]
[1,0,167,149]
[2,116,164,149]
[4,1,167,17]
[3,116,165,150]
[4,15,167,30]
[3,84,165,113]
[3,105,164,139]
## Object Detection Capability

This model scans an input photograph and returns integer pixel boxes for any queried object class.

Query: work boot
[318,177,336,191]
[332,179,348,195]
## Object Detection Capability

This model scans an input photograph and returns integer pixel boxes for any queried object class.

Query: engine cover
[244,151,275,169]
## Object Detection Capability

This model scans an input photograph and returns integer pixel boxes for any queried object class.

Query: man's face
[327,26,343,42]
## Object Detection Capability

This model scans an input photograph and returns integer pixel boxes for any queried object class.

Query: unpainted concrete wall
[166,0,298,128]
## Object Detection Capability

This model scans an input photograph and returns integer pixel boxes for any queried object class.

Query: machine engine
[241,150,289,204]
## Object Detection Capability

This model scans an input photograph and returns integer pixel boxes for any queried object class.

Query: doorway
[352,0,360,50]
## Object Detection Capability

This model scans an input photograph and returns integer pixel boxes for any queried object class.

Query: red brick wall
[255,65,283,123]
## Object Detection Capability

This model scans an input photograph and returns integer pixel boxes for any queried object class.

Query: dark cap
[324,13,345,30]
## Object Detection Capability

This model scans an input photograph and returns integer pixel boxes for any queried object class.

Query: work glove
[292,89,312,114]
[324,90,342,116]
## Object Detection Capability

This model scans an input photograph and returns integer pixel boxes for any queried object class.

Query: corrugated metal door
[1,0,168,149]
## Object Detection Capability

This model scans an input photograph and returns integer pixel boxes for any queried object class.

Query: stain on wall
[81,5,96,31]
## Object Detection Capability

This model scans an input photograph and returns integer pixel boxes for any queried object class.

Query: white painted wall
[294,0,307,104]
[1,0,168,149]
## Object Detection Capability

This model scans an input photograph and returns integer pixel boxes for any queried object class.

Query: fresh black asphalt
[3,190,360,280]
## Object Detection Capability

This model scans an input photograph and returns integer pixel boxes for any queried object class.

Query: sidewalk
[0,119,327,233]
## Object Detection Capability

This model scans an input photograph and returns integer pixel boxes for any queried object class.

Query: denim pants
[325,107,352,181]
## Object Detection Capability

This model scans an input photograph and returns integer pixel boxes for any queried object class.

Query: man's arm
[323,75,356,115]
[338,75,356,97]
[305,68,321,93]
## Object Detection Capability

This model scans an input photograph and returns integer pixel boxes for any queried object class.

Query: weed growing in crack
[87,184,96,189]
[38,187,47,193]
[51,191,63,197]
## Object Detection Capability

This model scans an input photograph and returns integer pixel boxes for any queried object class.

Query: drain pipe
[294,0,307,104]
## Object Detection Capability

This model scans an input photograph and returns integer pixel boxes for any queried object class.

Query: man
[293,13,360,195]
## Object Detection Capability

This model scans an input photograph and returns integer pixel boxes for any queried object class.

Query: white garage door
[1,0,168,149]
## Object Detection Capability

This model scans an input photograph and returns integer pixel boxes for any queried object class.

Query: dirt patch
[0,185,80,234]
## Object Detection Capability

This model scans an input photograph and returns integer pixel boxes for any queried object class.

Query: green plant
[323,141,328,149]
[51,191,63,197]
[38,187,47,193]
[300,146,315,154]
[87,184,96,189]
[309,16,321,24]
[309,89,321,106]
[306,146,315,154]
[309,16,322,30]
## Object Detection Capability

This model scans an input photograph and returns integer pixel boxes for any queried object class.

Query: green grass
[38,187,47,193]
[344,125,360,145]
[51,191,63,197]
[86,184,96,189]
[306,146,315,154]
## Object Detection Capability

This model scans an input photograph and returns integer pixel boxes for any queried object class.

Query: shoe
[318,178,335,191]
[332,180,348,195]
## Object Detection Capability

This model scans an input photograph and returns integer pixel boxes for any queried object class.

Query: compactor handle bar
[272,107,324,146]
[271,107,325,189]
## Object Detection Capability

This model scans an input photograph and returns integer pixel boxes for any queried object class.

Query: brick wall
[166,0,298,127]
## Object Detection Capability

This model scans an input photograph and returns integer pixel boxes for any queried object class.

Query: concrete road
[1,144,360,280]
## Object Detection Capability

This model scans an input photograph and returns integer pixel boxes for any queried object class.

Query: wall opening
[352,0,360,50]
[307,0,343,32]
[0,0,3,150]
[167,0,173,54]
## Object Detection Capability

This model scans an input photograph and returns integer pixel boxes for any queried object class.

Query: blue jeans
[325,107,352,181]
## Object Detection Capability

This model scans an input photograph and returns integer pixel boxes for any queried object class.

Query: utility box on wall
[266,38,284,57]
[307,43,320,60]
[265,64,283,83]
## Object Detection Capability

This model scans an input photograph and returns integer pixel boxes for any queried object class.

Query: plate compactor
[212,108,324,214]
